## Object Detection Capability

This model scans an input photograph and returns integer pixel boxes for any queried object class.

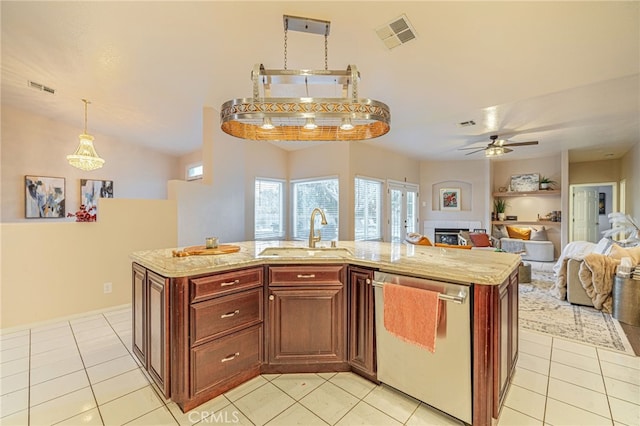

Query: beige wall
[420,159,491,229]
[1,106,180,222]
[243,141,289,241]
[0,198,177,328]
[569,159,621,184]
[620,141,640,219]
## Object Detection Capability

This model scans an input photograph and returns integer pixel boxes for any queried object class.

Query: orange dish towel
[383,284,443,353]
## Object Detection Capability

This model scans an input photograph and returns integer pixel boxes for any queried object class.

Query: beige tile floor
[1,307,639,425]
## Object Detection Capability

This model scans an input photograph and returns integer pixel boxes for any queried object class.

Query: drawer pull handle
[220,279,240,287]
[221,352,240,363]
[220,310,240,319]
[296,274,316,279]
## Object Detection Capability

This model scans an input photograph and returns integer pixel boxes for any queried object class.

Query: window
[292,177,339,242]
[186,162,203,181]
[255,178,285,240]
[355,177,382,241]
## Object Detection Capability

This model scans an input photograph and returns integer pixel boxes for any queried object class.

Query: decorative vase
[540,183,549,190]
[498,213,506,221]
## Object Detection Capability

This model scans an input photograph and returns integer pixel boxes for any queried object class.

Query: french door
[387,181,419,242]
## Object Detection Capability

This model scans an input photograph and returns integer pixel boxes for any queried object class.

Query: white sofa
[499,237,555,262]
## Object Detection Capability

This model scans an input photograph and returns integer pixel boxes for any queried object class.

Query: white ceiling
[2,1,638,162]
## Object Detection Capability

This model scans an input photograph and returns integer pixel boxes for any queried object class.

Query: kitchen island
[131,240,520,425]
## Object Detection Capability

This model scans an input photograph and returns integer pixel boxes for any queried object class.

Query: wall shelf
[492,221,561,226]
[492,190,560,197]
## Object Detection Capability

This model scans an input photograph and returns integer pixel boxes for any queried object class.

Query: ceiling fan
[459,135,539,157]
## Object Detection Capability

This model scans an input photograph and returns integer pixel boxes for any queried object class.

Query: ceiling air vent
[457,120,477,128]
[376,14,417,50]
[28,80,55,95]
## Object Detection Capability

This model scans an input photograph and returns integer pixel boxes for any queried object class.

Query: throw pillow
[435,243,472,249]
[469,233,492,247]
[405,233,433,246]
[529,226,548,241]
[506,226,531,240]
[609,244,640,265]
[492,224,509,239]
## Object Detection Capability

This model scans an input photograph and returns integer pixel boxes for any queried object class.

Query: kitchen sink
[257,247,353,258]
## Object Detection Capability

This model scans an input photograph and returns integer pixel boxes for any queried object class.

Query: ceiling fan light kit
[460,134,539,157]
[220,15,391,142]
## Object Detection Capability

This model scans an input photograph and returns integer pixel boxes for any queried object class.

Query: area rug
[519,270,635,354]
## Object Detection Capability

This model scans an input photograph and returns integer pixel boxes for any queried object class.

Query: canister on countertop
[205,237,219,249]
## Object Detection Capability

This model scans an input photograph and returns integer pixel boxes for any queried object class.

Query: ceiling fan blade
[502,141,539,147]
[503,148,514,153]
[464,148,486,156]
[458,146,488,151]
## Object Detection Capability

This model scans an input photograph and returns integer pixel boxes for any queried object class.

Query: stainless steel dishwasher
[373,271,472,424]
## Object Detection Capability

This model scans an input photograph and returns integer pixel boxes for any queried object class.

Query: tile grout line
[67,319,106,426]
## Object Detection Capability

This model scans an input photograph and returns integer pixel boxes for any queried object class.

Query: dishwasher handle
[372,280,467,304]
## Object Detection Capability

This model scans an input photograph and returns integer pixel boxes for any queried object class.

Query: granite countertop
[131,241,521,286]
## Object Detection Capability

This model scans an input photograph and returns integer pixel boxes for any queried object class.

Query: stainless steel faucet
[309,208,328,248]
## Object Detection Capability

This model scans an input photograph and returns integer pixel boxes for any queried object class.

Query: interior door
[387,181,419,242]
[572,186,599,242]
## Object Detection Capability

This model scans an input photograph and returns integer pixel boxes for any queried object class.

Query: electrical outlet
[103,282,112,294]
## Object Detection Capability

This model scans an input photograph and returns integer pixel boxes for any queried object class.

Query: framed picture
[440,188,460,211]
[25,175,65,218]
[599,192,605,215]
[81,179,114,213]
[510,173,540,192]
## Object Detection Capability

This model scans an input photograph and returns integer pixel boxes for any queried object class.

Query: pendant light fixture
[67,99,105,171]
[220,15,390,142]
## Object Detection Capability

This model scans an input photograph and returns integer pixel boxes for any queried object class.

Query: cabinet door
[509,271,519,374]
[348,267,376,379]
[132,263,147,366]
[497,280,510,409]
[147,270,170,396]
[269,286,345,364]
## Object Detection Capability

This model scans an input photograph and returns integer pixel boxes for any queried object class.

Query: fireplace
[434,228,467,245]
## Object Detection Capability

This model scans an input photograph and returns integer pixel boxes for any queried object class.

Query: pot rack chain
[283,17,329,71]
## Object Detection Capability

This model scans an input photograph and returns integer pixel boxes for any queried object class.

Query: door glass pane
[406,190,417,234]
[390,188,403,242]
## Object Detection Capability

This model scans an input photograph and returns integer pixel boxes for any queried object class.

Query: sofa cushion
[530,226,548,241]
[469,232,492,247]
[406,233,432,246]
[609,244,640,265]
[506,225,531,240]
[492,224,509,239]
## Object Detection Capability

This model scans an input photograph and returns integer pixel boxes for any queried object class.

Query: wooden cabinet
[266,265,348,372]
[496,270,519,411]
[472,268,519,425]
[172,266,264,412]
[347,266,377,381]
[131,263,170,397]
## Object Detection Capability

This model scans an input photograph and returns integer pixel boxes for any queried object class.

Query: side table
[518,262,531,284]
[612,276,640,326]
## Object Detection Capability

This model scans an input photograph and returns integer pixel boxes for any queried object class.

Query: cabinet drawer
[191,325,262,397]
[191,288,263,346]
[191,267,263,302]
[268,265,344,286]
